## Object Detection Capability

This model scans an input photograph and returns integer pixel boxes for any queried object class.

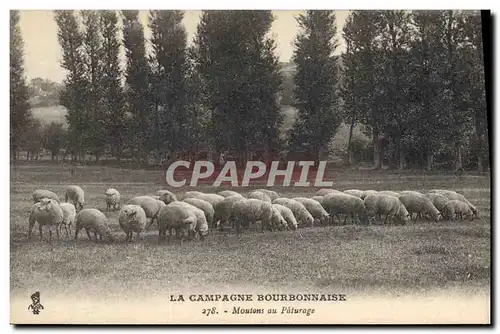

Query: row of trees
[10,10,488,170]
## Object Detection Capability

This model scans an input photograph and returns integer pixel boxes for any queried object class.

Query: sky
[18,10,349,83]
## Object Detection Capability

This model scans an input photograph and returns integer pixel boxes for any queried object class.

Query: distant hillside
[28,77,64,108]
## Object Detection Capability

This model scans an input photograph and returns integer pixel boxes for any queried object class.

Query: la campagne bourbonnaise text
[170,293,347,302]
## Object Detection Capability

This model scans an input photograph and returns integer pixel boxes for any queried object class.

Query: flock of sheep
[27,186,480,244]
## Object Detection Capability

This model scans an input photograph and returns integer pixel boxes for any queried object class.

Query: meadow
[10,162,491,301]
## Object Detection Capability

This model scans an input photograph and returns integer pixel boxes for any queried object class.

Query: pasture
[10,163,491,301]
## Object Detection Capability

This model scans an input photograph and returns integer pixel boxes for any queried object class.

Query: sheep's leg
[74,224,81,240]
[48,228,52,243]
[235,220,241,235]
[39,224,43,240]
[383,214,389,225]
[28,218,35,240]
[56,224,60,240]
[84,228,92,240]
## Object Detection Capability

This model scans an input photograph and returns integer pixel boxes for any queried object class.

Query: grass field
[10,162,491,302]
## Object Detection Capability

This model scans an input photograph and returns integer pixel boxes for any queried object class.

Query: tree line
[10,10,489,171]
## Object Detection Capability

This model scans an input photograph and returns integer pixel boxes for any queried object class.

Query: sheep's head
[124,206,137,218]
[38,198,54,212]
[305,214,314,227]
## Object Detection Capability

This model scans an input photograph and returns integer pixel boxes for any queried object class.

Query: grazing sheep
[253,189,280,201]
[28,198,64,242]
[322,193,368,225]
[311,196,324,206]
[156,190,178,204]
[158,202,207,244]
[192,193,225,207]
[213,195,245,230]
[32,189,60,204]
[105,188,121,211]
[272,198,314,228]
[74,208,114,242]
[316,188,342,197]
[129,196,166,230]
[443,200,474,221]
[364,194,410,225]
[430,190,479,218]
[230,199,275,234]
[118,204,147,242]
[270,206,288,231]
[360,190,378,200]
[379,190,401,198]
[272,204,298,230]
[425,193,449,214]
[293,197,330,225]
[398,193,441,222]
[248,190,272,203]
[343,189,364,198]
[400,190,424,197]
[170,202,209,239]
[182,197,215,226]
[183,191,205,199]
[65,185,85,211]
[59,202,76,237]
[217,190,242,198]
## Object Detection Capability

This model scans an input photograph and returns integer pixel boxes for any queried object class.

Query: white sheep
[172,202,209,239]
[118,204,147,242]
[65,185,85,211]
[343,189,364,198]
[59,202,76,237]
[316,188,342,197]
[443,200,474,221]
[293,197,329,225]
[253,189,280,201]
[272,204,298,230]
[105,188,121,211]
[364,194,410,225]
[230,198,275,234]
[425,193,449,215]
[156,190,178,204]
[311,196,324,206]
[360,190,378,200]
[182,197,215,226]
[129,196,165,230]
[270,206,288,231]
[272,198,314,228]
[322,193,368,225]
[74,208,115,242]
[247,190,272,203]
[398,193,441,222]
[32,189,60,203]
[213,195,245,230]
[183,191,205,199]
[158,202,208,244]
[217,190,243,198]
[430,190,479,218]
[28,198,64,242]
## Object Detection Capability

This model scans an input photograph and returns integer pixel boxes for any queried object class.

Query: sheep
[183,191,205,199]
[270,206,288,231]
[157,202,208,244]
[364,194,410,225]
[429,190,479,218]
[247,190,272,203]
[192,193,225,207]
[128,196,166,230]
[272,198,314,228]
[213,195,245,230]
[272,204,298,230]
[182,197,215,226]
[230,199,275,234]
[322,193,368,225]
[217,190,242,198]
[343,189,364,198]
[443,200,474,221]
[105,188,121,211]
[32,189,60,204]
[316,188,342,197]
[156,190,178,204]
[28,198,63,242]
[360,190,378,200]
[400,190,425,197]
[379,190,401,198]
[398,193,441,222]
[118,204,147,242]
[59,202,76,237]
[293,197,330,225]
[253,189,280,201]
[74,208,114,242]
[311,196,324,206]
[65,185,85,211]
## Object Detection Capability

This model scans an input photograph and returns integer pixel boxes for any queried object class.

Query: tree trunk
[426,149,434,170]
[398,140,404,170]
[373,129,382,169]
[455,144,463,170]
[347,116,356,165]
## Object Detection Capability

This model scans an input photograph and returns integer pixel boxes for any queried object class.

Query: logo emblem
[28,291,44,315]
